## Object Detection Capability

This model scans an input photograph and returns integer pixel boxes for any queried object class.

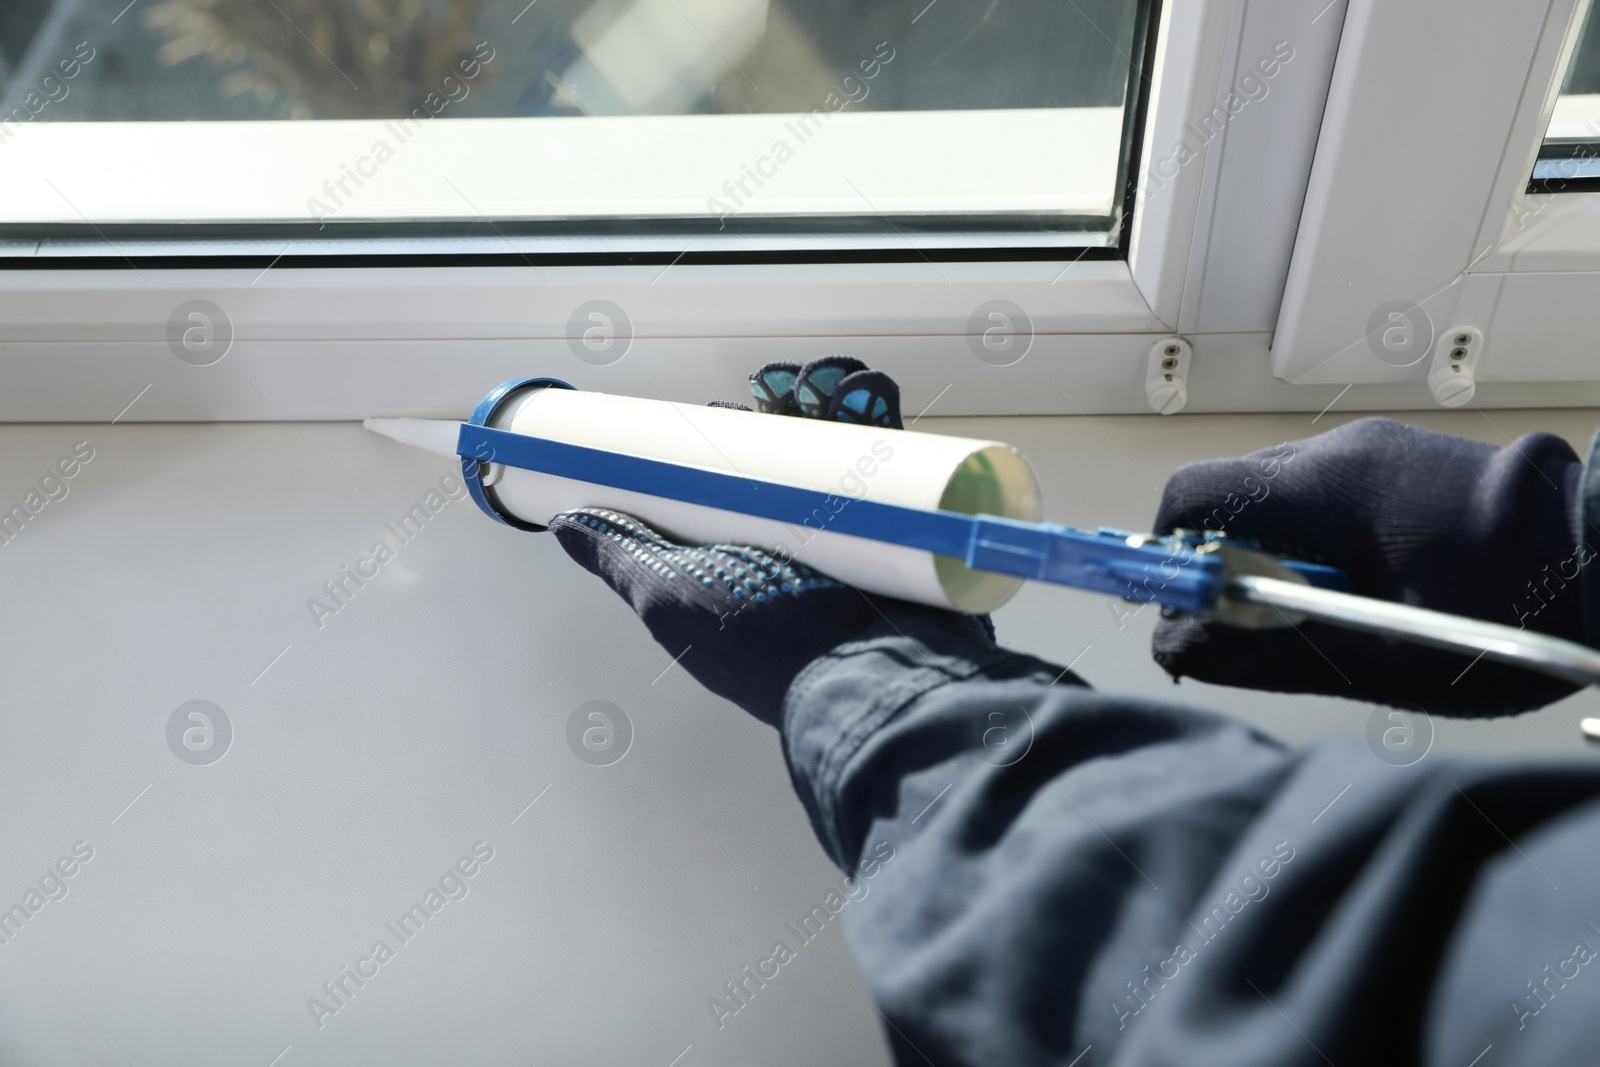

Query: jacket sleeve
[780,606,1600,1067]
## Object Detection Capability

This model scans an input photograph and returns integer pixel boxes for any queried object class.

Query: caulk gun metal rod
[1230,575,1600,688]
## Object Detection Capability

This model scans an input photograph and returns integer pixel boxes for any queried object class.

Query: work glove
[550,357,997,726]
[1151,416,1587,717]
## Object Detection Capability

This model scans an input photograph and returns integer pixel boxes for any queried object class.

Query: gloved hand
[549,357,996,726]
[1151,416,1587,717]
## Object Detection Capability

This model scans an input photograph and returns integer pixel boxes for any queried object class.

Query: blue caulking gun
[366,377,1600,693]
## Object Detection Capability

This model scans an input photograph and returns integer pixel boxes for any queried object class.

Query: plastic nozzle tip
[362,417,462,459]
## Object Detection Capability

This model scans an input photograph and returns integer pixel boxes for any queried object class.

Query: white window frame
[0,0,1368,421]
[1271,0,1600,405]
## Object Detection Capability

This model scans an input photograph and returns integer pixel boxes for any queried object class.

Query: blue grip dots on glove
[549,509,896,725]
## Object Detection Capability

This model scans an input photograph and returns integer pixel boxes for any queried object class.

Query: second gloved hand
[550,357,996,726]
[1151,417,1587,717]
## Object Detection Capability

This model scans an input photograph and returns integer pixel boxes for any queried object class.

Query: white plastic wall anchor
[1427,326,1482,408]
[1145,337,1191,415]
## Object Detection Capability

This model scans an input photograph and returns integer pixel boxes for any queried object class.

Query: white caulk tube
[366,380,1043,612]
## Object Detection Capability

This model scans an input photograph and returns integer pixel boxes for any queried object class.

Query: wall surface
[0,405,1595,1065]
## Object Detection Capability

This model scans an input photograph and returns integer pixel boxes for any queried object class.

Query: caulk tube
[466,379,1043,613]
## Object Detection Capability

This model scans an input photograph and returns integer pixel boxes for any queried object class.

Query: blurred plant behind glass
[0,0,1135,121]
[143,0,487,118]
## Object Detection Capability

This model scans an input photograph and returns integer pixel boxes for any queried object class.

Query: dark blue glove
[1151,416,1586,716]
[550,357,999,726]
[743,355,903,425]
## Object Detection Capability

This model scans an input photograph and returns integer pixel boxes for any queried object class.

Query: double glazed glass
[1534,0,1600,189]
[0,0,1158,257]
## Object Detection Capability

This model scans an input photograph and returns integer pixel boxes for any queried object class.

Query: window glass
[1534,0,1600,187]
[0,0,1156,254]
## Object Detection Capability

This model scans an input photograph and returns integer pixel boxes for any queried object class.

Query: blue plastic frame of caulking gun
[458,378,1348,615]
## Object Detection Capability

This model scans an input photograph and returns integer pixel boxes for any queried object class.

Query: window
[0,0,1357,423]
[1534,0,1600,189]
[0,0,1158,258]
[1271,0,1600,403]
